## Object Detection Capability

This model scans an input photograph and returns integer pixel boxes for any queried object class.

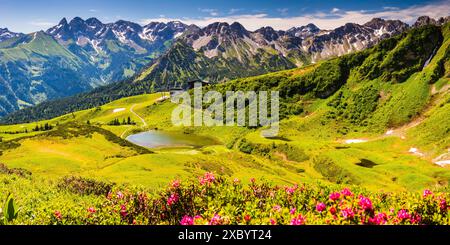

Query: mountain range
[133,17,412,89]
[0,15,448,121]
[0,17,187,116]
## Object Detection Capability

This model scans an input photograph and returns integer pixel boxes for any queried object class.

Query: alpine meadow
[0,1,449,228]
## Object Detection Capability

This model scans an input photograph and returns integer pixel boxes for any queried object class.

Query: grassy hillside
[0,24,449,225]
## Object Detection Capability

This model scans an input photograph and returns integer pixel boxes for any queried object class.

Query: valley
[0,15,449,225]
[1,16,433,122]
[1,21,449,191]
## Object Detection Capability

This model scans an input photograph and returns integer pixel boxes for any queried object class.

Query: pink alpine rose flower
[341,208,355,220]
[120,205,128,217]
[411,213,422,224]
[290,214,306,225]
[180,215,194,225]
[116,191,124,199]
[329,192,341,201]
[167,193,179,206]
[341,188,353,197]
[199,172,215,185]
[358,195,373,211]
[397,209,411,220]
[286,186,296,195]
[87,207,96,213]
[368,212,387,225]
[439,198,447,211]
[204,172,215,182]
[316,202,326,213]
[273,205,282,212]
[171,179,181,188]
[423,189,433,198]
[209,214,222,225]
[290,208,296,215]
[270,219,277,225]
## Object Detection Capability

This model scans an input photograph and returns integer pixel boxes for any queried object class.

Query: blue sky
[1,0,449,33]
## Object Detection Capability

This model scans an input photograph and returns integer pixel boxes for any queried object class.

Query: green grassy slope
[0,24,449,194]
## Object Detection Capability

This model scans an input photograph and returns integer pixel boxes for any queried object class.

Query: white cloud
[199,8,219,16]
[331,8,340,13]
[29,21,55,28]
[89,9,98,13]
[140,1,450,31]
[383,6,399,11]
[277,8,289,16]
[229,8,243,15]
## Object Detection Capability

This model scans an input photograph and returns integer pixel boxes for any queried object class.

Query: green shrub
[57,176,115,196]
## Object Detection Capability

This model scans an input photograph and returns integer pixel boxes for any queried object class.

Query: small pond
[126,130,219,149]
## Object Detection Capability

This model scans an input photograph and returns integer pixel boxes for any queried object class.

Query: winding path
[130,104,147,127]
[120,104,147,138]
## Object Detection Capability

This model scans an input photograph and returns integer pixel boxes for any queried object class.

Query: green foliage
[32,123,54,132]
[408,93,450,151]
[0,163,32,178]
[2,194,19,223]
[0,140,21,156]
[379,26,441,83]
[57,176,115,196]
[1,173,449,225]
[327,83,380,125]
[312,155,357,184]
[0,24,448,226]
[107,117,136,126]
[238,138,308,162]
[369,73,431,129]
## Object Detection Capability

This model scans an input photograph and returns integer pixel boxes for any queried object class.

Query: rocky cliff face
[135,17,412,89]
[0,28,23,42]
[413,15,450,27]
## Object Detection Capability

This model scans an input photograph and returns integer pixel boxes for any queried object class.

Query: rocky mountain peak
[202,22,249,38]
[69,17,85,26]
[0,27,24,42]
[413,15,450,27]
[328,22,367,37]
[166,21,187,30]
[204,22,229,35]
[230,22,248,35]
[139,21,187,42]
[86,17,103,27]
[255,26,280,42]
[364,18,385,27]
[437,16,450,25]
[287,23,320,38]
[304,23,320,32]
[363,18,408,37]
[113,20,143,34]
[58,18,68,26]
[413,16,437,27]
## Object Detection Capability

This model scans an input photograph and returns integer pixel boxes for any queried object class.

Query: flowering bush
[2,172,450,225]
